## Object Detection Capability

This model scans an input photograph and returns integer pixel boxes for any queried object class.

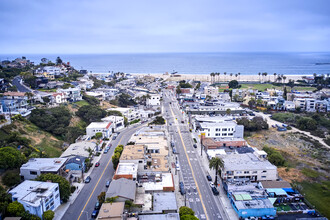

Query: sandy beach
[135,73,312,83]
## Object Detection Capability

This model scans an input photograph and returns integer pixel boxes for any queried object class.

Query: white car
[209,182,215,188]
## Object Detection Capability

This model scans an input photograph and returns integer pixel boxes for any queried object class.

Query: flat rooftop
[222,153,276,171]
[120,145,144,161]
[141,173,174,192]
[153,192,177,212]
[234,198,274,210]
[116,163,138,176]
[96,202,124,220]
[20,158,67,172]
[9,180,58,207]
[139,214,180,220]
[86,122,112,129]
[61,141,96,158]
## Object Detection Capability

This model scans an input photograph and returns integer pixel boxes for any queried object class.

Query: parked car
[209,182,215,188]
[95,201,101,210]
[91,210,99,218]
[206,175,212,181]
[95,162,100,167]
[85,176,91,183]
[173,147,178,154]
[104,149,108,154]
[106,180,111,187]
[112,136,117,140]
[211,186,219,195]
[193,144,197,148]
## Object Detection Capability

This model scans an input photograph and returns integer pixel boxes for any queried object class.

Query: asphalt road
[163,90,226,220]
[12,76,33,92]
[62,123,145,220]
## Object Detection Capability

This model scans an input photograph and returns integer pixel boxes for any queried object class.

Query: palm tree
[125,200,137,212]
[216,72,220,84]
[283,76,287,84]
[238,72,241,81]
[224,72,227,82]
[264,72,268,82]
[273,73,277,82]
[235,73,238,80]
[209,157,224,186]
[209,73,213,84]
[106,196,118,204]
[230,73,233,81]
[258,72,261,82]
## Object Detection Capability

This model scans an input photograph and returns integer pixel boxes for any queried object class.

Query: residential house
[20,158,67,180]
[51,92,67,105]
[58,88,82,102]
[284,101,295,111]
[61,141,97,158]
[96,202,125,220]
[106,178,136,202]
[146,94,161,106]
[305,98,316,112]
[153,192,178,214]
[101,116,125,131]
[63,155,86,182]
[9,180,61,218]
[86,122,113,138]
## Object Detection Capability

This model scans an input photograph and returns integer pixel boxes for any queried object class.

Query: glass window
[30,171,37,175]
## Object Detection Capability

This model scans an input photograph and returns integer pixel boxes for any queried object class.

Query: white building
[101,115,125,131]
[204,86,218,97]
[20,158,67,180]
[9,180,61,218]
[61,141,97,158]
[86,122,113,138]
[220,151,278,182]
[293,98,306,109]
[305,98,316,112]
[199,121,244,138]
[284,101,295,111]
[51,92,67,104]
[108,107,140,122]
[146,94,161,106]
[58,88,82,102]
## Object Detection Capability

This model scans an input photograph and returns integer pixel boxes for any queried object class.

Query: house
[20,158,67,180]
[204,86,218,97]
[96,202,125,220]
[101,116,125,131]
[315,100,329,112]
[139,214,180,220]
[107,107,139,122]
[58,88,82,102]
[305,98,316,112]
[106,178,136,202]
[51,92,67,104]
[293,98,306,109]
[220,152,278,181]
[61,141,97,158]
[0,98,30,116]
[9,180,61,218]
[63,155,86,181]
[86,122,113,138]
[153,192,178,213]
[113,163,138,181]
[284,101,295,111]
[146,94,161,106]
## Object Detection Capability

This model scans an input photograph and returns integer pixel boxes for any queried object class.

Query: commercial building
[153,192,178,213]
[220,151,278,181]
[20,158,67,180]
[86,122,113,138]
[96,202,125,220]
[199,121,244,138]
[9,180,61,218]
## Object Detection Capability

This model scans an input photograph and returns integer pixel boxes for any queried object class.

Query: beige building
[96,202,125,220]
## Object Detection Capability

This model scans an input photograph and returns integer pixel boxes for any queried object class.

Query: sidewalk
[53,147,105,220]
[191,132,238,220]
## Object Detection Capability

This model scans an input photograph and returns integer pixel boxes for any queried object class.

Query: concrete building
[96,202,125,220]
[102,115,125,131]
[202,137,248,150]
[106,178,136,202]
[20,158,67,180]
[220,152,278,181]
[153,192,178,213]
[59,88,82,102]
[139,214,180,220]
[86,122,113,138]
[146,94,161,106]
[293,98,306,109]
[61,141,97,158]
[9,180,61,218]
[113,163,138,181]
[51,92,67,104]
[204,86,218,97]
[305,98,316,112]
[284,101,295,111]
[119,145,145,171]
[107,107,140,122]
[199,121,244,138]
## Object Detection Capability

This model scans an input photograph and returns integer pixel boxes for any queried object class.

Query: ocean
[1,52,329,75]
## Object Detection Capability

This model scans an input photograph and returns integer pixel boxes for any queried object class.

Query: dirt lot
[246,128,329,182]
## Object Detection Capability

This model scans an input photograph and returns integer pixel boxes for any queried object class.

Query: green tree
[150,116,165,125]
[0,147,25,170]
[228,80,239,89]
[56,56,63,65]
[0,185,12,216]
[107,110,123,116]
[7,201,25,216]
[283,87,287,100]
[179,206,195,217]
[105,196,118,204]
[114,145,124,154]
[35,173,71,202]
[43,210,55,220]
[297,117,317,131]
[125,200,138,212]
[112,152,121,169]
[181,215,199,220]
[2,170,21,187]
[42,96,51,105]
[95,132,103,140]
[82,94,99,105]
[76,105,107,123]
[98,191,106,204]
[209,157,224,186]
[226,109,231,115]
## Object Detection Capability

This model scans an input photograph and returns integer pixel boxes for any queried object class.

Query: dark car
[95,162,100,167]
[95,201,101,210]
[193,144,197,148]
[106,180,111,187]
[112,136,117,140]
[212,186,219,195]
[85,176,91,183]
[104,149,108,154]
[91,210,99,218]
[206,175,212,181]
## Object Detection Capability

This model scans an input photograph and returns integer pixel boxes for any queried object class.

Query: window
[55,194,59,199]
[222,133,227,136]
[30,171,37,175]
[222,128,227,131]
[252,171,257,174]
[262,170,267,173]
[55,187,59,192]
[236,171,242,174]
[244,171,249,174]
[261,176,266,178]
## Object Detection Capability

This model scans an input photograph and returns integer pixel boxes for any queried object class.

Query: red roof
[106,122,112,129]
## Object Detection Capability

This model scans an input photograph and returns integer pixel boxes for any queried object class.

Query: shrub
[2,170,21,187]
[263,146,286,167]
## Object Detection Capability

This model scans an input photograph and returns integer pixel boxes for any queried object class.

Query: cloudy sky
[1,0,330,54]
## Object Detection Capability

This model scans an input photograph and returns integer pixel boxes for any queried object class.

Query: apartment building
[101,115,125,131]
[146,94,161,106]
[199,121,244,138]
[86,122,113,138]
[9,180,61,218]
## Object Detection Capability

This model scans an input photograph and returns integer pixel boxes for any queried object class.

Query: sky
[0,0,330,54]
